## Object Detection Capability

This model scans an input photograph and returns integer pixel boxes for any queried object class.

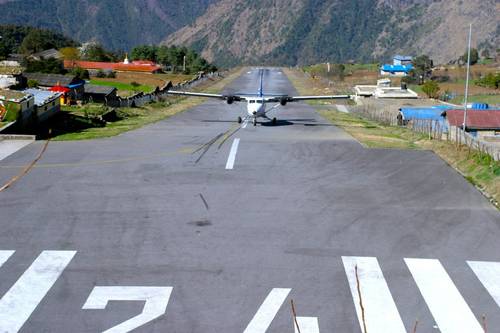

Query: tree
[27,80,38,88]
[19,30,51,54]
[411,55,433,84]
[24,58,66,74]
[60,47,80,60]
[421,80,440,99]
[130,45,157,61]
[460,48,479,65]
[0,41,9,60]
[71,66,89,80]
[81,43,113,62]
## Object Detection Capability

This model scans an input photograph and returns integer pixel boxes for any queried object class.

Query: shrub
[107,71,116,78]
[95,70,106,78]
[27,79,38,88]
[421,81,440,99]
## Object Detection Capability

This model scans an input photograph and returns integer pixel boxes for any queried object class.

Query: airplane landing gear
[237,116,242,124]
[253,118,257,126]
[272,117,277,125]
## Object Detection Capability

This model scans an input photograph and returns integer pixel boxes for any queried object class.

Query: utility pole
[462,23,472,131]
[183,55,186,72]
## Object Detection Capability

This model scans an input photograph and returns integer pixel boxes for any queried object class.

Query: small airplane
[166,69,351,126]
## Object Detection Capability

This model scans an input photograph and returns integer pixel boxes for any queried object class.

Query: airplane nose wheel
[272,117,277,125]
[253,118,257,126]
[237,116,242,124]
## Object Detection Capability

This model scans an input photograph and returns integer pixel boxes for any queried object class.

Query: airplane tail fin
[258,69,264,97]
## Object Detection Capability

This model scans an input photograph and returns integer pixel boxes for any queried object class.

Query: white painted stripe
[336,105,349,113]
[0,250,14,267]
[294,317,319,333]
[83,286,173,333]
[342,256,406,333]
[242,120,248,129]
[0,140,33,161]
[0,251,76,333]
[225,138,240,170]
[468,261,500,308]
[244,288,291,333]
[405,258,483,333]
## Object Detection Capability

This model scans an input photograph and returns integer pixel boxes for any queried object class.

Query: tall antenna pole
[462,23,472,130]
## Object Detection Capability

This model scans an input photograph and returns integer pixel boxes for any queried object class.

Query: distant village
[0,42,217,134]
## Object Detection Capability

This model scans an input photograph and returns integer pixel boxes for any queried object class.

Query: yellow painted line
[0,138,50,192]
[0,147,196,170]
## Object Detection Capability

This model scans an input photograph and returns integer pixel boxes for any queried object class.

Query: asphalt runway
[0,68,499,333]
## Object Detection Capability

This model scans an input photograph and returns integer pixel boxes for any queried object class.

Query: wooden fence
[106,72,221,108]
[350,105,500,161]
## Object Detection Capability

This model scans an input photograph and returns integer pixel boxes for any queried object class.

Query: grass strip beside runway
[51,68,245,141]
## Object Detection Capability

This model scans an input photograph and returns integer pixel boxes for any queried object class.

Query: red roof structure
[64,60,162,73]
[445,109,500,129]
[50,85,71,93]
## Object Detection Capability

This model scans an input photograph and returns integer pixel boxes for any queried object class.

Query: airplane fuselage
[247,99,267,118]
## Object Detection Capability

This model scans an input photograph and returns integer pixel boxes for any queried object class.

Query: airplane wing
[165,90,244,102]
[264,95,351,103]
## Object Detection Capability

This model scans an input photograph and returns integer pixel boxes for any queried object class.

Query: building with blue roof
[380,55,414,76]
[397,105,452,131]
[393,55,413,66]
[380,64,414,76]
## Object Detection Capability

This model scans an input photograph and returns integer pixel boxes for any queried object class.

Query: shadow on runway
[202,118,334,127]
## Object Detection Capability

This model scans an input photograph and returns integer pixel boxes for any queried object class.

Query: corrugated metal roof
[64,60,162,73]
[445,110,500,129]
[393,55,413,61]
[24,73,80,87]
[399,105,452,121]
[381,64,413,72]
[84,84,117,95]
[23,88,60,106]
[0,89,29,101]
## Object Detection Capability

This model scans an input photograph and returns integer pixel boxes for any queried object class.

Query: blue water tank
[471,103,489,110]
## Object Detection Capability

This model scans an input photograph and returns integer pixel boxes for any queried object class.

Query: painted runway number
[83,286,173,333]
[1,251,500,332]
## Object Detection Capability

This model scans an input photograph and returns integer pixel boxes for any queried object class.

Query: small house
[0,66,24,89]
[49,85,72,105]
[23,73,85,100]
[30,49,63,61]
[84,84,118,104]
[397,105,452,128]
[444,109,500,138]
[0,89,35,125]
[393,55,413,66]
[23,88,61,122]
[380,64,414,76]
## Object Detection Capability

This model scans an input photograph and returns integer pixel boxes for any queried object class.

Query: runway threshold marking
[468,261,500,308]
[0,251,76,333]
[244,288,291,333]
[294,317,320,333]
[342,256,406,333]
[0,250,14,268]
[405,258,483,333]
[225,138,240,170]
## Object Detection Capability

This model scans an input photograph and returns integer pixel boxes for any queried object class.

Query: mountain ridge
[0,0,498,66]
